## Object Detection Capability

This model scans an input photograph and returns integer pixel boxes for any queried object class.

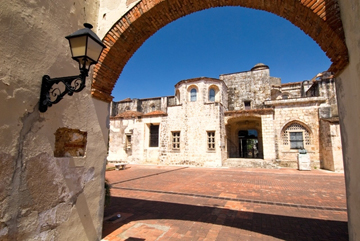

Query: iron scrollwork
[39,70,87,113]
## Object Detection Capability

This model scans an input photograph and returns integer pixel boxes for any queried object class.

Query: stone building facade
[108,64,343,171]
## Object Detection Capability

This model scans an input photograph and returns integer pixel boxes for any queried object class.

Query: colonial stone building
[108,64,343,171]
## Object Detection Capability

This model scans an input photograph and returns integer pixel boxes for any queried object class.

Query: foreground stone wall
[336,2,360,239]
[0,2,108,240]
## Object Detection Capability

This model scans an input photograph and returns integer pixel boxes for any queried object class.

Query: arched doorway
[226,116,264,159]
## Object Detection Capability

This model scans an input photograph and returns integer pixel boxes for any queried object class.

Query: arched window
[190,88,197,102]
[175,89,180,104]
[282,123,311,149]
[209,88,215,101]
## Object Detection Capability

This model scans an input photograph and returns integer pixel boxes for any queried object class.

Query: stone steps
[223,158,280,169]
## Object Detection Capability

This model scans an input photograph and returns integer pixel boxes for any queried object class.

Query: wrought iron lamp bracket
[39,69,88,113]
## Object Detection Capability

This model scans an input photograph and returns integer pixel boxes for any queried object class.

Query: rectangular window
[207,131,215,150]
[172,131,180,149]
[244,101,251,110]
[149,124,159,147]
[290,132,304,149]
[126,135,132,149]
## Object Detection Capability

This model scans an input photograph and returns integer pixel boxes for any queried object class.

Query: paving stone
[102,165,348,240]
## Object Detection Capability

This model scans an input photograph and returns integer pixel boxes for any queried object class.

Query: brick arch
[92,0,348,102]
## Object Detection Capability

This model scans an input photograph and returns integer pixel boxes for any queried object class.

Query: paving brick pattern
[92,0,348,102]
[103,165,348,240]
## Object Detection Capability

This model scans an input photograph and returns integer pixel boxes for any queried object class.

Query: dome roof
[251,63,269,71]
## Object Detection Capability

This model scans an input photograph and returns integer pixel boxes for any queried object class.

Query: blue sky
[112,6,331,101]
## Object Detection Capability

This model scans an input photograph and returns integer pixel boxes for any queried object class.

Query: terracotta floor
[102,165,347,241]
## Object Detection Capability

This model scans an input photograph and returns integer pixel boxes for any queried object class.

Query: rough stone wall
[271,101,321,168]
[0,1,110,240]
[163,101,223,167]
[319,78,338,105]
[108,116,164,164]
[108,78,228,167]
[261,114,276,161]
[162,78,227,167]
[220,68,271,111]
[278,83,302,99]
[112,97,169,116]
[319,119,343,171]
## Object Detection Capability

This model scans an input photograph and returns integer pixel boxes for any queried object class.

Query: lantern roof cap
[65,23,106,48]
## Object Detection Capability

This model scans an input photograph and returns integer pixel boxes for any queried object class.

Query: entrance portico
[225,109,275,162]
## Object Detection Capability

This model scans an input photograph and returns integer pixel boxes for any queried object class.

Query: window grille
[172,132,180,149]
[283,123,310,147]
[207,131,215,150]
[149,124,159,147]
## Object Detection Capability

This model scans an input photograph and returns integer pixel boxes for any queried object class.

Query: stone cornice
[264,97,326,106]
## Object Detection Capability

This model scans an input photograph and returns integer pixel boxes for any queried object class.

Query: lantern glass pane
[69,36,87,58]
[87,37,103,62]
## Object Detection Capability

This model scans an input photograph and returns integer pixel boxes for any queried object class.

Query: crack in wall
[7,106,41,239]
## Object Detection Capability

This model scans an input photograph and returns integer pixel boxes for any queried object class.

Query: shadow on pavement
[103,197,348,240]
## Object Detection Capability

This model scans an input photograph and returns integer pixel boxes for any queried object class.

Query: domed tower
[251,63,269,71]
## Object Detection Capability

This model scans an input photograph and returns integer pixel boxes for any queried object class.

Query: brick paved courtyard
[102,165,347,241]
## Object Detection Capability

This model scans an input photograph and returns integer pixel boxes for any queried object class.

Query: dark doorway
[238,130,259,158]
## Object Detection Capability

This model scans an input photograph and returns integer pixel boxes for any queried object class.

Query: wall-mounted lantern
[39,23,106,112]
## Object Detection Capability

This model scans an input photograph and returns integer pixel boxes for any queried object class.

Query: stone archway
[91,0,348,103]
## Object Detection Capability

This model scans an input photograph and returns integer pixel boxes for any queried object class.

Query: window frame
[289,131,304,149]
[209,88,216,102]
[190,88,197,102]
[244,101,251,110]
[171,131,180,150]
[149,124,159,147]
[125,134,132,149]
[207,131,216,150]
[282,122,311,150]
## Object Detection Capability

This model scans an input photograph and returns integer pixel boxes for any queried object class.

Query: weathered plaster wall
[337,1,360,239]
[0,1,108,240]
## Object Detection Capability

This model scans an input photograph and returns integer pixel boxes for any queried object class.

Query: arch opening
[92,0,348,102]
